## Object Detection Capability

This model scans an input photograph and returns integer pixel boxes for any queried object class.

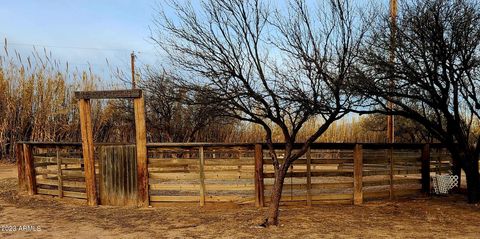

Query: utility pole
[387,0,397,144]
[388,0,397,200]
[131,51,136,89]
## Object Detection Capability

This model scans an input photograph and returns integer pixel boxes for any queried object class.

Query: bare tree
[360,114,433,143]
[142,71,233,142]
[152,0,368,225]
[356,0,480,202]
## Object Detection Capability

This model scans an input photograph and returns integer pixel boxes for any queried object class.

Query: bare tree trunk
[452,149,480,203]
[262,166,287,227]
[463,156,480,203]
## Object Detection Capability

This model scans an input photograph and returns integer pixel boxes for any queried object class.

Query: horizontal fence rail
[17,142,454,207]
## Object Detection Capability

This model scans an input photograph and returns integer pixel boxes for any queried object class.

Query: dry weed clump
[0,41,104,160]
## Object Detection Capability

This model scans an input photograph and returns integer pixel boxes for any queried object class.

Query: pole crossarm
[74,89,142,99]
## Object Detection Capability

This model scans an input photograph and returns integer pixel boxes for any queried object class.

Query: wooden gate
[99,145,138,206]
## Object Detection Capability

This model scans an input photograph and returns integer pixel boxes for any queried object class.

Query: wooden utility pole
[387,0,398,200]
[387,0,397,144]
[131,51,136,89]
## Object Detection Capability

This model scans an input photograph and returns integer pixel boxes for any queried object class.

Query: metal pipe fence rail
[16,142,452,207]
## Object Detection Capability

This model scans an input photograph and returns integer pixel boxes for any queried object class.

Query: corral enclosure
[16,142,452,207]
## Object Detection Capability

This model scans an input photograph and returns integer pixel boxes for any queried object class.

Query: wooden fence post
[56,147,63,198]
[199,146,206,206]
[306,147,312,206]
[16,143,27,192]
[421,144,431,194]
[353,144,363,205]
[389,147,395,200]
[79,99,98,206]
[254,144,265,207]
[134,93,149,207]
[23,144,36,195]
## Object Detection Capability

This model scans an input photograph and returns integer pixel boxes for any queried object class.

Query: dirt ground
[1,163,480,238]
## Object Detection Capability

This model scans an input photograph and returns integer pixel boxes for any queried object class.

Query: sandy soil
[1,163,480,239]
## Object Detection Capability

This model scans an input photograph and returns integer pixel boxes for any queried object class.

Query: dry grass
[0,43,103,158]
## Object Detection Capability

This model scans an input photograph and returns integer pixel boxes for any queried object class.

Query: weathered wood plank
[149,184,199,191]
[264,193,353,202]
[63,191,87,199]
[264,158,352,164]
[203,172,253,179]
[311,194,353,201]
[37,188,87,199]
[37,178,86,188]
[310,199,353,205]
[264,182,353,191]
[263,170,353,178]
[310,182,353,189]
[205,184,254,191]
[149,172,199,180]
[148,162,191,168]
[150,195,199,202]
[34,156,83,164]
[363,169,421,176]
[205,195,255,203]
[34,168,58,175]
[364,178,421,187]
[74,89,142,99]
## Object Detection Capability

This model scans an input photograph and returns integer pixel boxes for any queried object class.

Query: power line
[1,39,158,71]
[4,42,132,52]
[2,40,157,54]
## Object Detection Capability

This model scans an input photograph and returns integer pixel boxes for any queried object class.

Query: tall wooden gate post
[78,99,98,206]
[421,144,431,194]
[134,93,149,207]
[23,144,36,195]
[16,143,27,192]
[353,144,363,205]
[254,144,264,207]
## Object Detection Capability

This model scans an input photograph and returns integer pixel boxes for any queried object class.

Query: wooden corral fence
[16,142,453,207]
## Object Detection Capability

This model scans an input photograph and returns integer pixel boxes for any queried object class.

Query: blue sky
[0,0,160,85]
[0,0,386,85]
